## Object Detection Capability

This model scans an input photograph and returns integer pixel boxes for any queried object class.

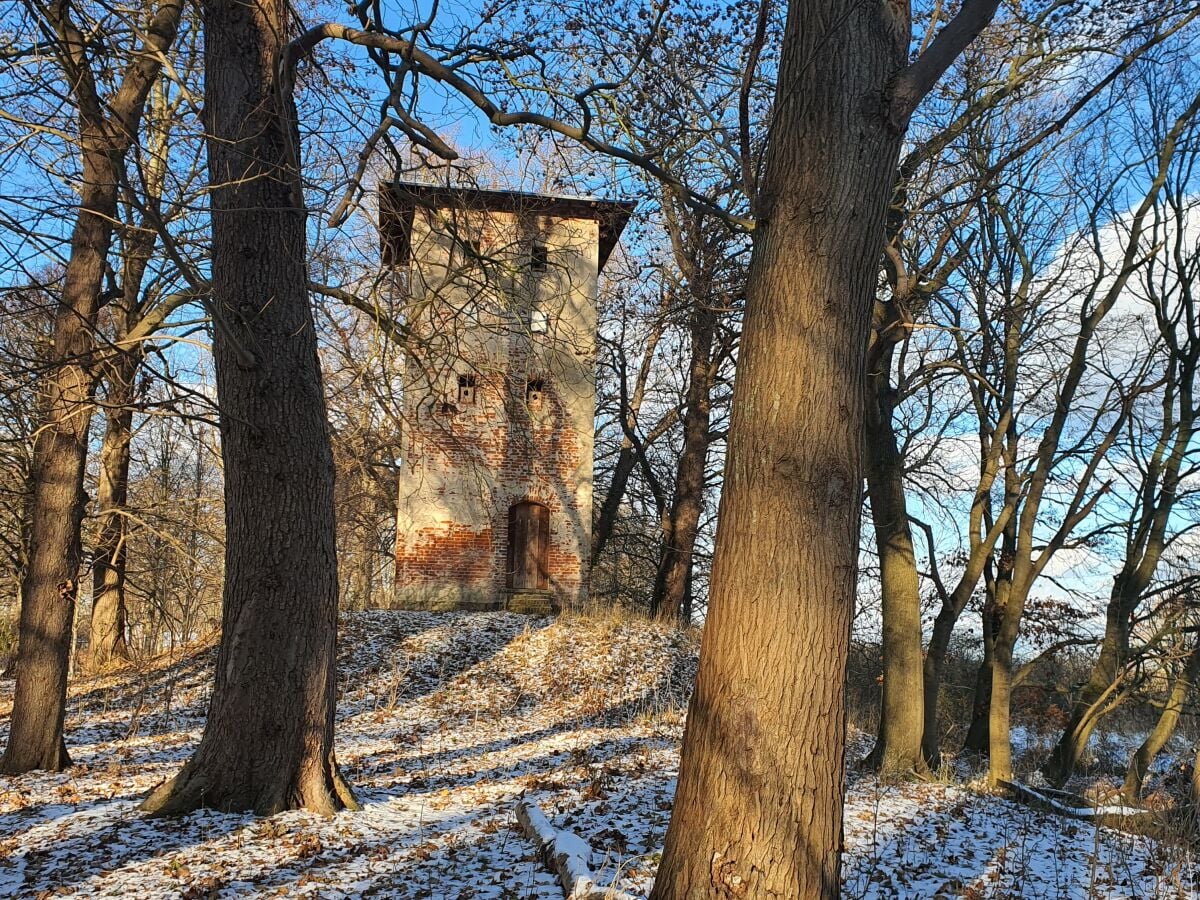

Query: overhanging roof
[384,181,636,271]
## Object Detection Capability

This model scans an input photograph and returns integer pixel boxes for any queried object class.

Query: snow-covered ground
[0,610,1196,898]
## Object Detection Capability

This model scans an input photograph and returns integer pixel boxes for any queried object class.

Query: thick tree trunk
[649,4,913,895]
[141,0,355,816]
[985,445,1022,782]
[90,351,139,669]
[651,306,715,622]
[1121,640,1200,802]
[987,633,1016,785]
[864,367,925,776]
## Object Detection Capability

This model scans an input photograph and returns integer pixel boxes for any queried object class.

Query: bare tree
[1044,139,1200,783]
[0,0,184,774]
[141,0,357,815]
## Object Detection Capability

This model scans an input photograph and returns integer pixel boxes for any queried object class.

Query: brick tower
[383,183,633,614]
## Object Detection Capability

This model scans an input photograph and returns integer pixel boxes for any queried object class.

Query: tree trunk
[649,4,913,895]
[0,150,119,774]
[962,632,993,755]
[923,602,962,765]
[1042,602,1129,784]
[651,305,715,622]
[0,0,183,778]
[90,351,140,669]
[1121,639,1200,802]
[592,444,639,564]
[988,564,1024,785]
[1044,454,1186,786]
[141,0,355,816]
[1191,743,1200,811]
[863,365,925,776]
[592,316,665,567]
[987,633,1016,785]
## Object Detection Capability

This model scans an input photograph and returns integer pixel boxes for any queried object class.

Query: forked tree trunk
[141,0,355,816]
[1122,639,1200,802]
[592,316,665,566]
[1042,602,1130,784]
[864,363,925,776]
[90,351,140,669]
[921,518,1010,765]
[651,305,715,622]
[591,444,639,565]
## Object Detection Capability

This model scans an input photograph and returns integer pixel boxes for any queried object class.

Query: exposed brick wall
[393,205,597,612]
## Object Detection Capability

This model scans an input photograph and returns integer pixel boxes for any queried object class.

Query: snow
[1,609,1197,898]
[517,799,631,900]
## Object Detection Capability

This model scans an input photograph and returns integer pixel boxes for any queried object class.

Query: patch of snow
[1,611,1196,898]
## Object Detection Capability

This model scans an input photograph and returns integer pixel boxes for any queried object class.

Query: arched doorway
[507,501,550,591]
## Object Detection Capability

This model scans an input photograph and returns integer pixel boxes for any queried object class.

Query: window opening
[457,373,477,405]
[526,378,545,410]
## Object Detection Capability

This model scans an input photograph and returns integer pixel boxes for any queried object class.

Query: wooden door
[507,501,549,590]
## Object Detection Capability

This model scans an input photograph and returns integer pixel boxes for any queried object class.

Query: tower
[383,182,634,613]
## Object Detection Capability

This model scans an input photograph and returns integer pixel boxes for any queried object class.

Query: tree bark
[141,0,356,816]
[961,624,993,755]
[649,0,982,892]
[650,0,999,884]
[920,484,1012,765]
[651,304,715,622]
[986,550,1019,782]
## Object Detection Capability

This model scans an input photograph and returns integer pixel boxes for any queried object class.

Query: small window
[530,308,548,333]
[526,379,545,410]
[457,373,477,405]
[530,243,549,271]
